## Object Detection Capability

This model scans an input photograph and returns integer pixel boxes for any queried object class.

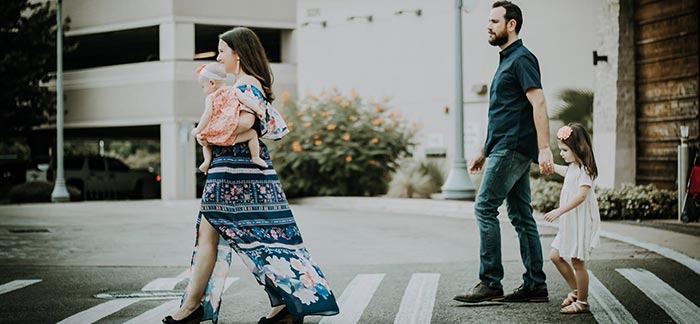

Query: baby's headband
[195,64,226,81]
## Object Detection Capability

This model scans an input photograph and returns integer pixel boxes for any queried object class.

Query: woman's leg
[171,217,219,319]
[236,129,266,168]
[199,145,213,174]
[549,248,577,291]
[571,258,589,302]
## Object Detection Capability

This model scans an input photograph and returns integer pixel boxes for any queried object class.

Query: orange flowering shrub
[269,89,416,197]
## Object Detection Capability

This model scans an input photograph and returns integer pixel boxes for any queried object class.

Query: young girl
[191,62,268,173]
[544,123,601,314]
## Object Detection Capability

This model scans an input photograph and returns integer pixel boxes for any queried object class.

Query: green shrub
[530,178,563,213]
[387,159,445,198]
[531,179,677,220]
[269,90,416,197]
[8,181,81,203]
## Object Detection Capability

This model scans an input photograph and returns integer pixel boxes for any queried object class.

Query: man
[454,1,554,303]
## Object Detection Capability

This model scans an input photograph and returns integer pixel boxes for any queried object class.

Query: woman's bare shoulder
[235,75,263,90]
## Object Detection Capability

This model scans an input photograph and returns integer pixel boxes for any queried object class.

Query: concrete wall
[298,0,603,161]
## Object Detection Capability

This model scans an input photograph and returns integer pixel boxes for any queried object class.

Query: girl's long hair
[219,27,275,102]
[562,123,598,180]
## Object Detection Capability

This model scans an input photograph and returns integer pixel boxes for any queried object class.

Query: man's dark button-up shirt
[484,39,542,163]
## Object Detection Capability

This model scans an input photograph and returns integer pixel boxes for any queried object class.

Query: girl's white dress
[551,164,601,260]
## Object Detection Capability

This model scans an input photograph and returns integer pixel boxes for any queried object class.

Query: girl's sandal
[560,301,590,314]
[561,291,578,307]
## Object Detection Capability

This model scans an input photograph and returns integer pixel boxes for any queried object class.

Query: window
[106,158,130,172]
[88,157,105,171]
[194,25,281,63]
[65,26,159,70]
[64,157,84,170]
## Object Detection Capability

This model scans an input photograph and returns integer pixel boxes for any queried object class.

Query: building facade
[57,0,297,199]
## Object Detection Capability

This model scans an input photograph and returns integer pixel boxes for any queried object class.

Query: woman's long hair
[219,27,275,102]
[561,123,598,180]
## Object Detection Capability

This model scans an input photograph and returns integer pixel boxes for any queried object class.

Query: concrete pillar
[159,22,195,61]
[160,121,196,200]
[593,0,636,188]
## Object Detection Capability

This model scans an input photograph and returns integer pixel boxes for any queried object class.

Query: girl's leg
[571,258,589,302]
[549,248,577,291]
[199,145,213,174]
[236,129,267,168]
[171,217,219,319]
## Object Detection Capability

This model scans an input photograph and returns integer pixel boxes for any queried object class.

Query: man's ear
[507,19,517,33]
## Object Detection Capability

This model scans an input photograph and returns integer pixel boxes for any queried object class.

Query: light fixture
[394,9,422,16]
[301,20,327,28]
[346,15,373,23]
[194,51,216,59]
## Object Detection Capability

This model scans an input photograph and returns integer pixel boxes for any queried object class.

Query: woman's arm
[233,111,256,135]
[543,185,591,222]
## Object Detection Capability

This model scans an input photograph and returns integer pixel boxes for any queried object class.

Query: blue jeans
[475,149,546,290]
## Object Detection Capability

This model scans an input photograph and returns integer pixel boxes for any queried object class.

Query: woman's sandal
[560,300,590,314]
[561,290,578,307]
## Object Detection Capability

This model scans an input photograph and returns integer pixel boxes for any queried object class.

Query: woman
[163,27,339,324]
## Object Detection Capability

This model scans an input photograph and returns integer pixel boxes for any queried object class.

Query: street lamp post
[441,0,476,200]
[51,0,70,202]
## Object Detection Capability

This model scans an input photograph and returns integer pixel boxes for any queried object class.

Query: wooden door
[635,0,699,189]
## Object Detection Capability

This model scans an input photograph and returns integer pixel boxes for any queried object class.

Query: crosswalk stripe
[56,298,141,324]
[602,231,700,276]
[124,277,239,324]
[0,279,41,295]
[587,271,638,324]
[394,273,440,324]
[617,268,700,324]
[319,274,385,324]
[141,278,187,291]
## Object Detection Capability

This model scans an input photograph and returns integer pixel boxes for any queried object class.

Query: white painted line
[125,277,238,324]
[56,298,140,324]
[0,279,41,295]
[617,268,700,324]
[141,278,187,291]
[123,299,179,324]
[602,231,700,276]
[537,221,700,276]
[319,274,385,324]
[587,271,638,324]
[394,273,440,324]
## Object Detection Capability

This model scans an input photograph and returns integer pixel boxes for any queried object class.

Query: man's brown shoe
[453,283,504,303]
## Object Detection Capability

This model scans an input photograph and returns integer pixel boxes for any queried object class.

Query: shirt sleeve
[513,54,542,92]
[577,169,593,188]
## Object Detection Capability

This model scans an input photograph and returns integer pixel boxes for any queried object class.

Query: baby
[191,63,267,174]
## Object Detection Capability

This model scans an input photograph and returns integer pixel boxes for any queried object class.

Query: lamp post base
[51,179,71,202]
[441,160,476,200]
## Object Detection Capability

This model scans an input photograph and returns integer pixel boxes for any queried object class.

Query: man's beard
[488,31,508,46]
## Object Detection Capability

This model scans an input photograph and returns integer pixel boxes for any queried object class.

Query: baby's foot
[252,157,267,168]
[199,162,210,174]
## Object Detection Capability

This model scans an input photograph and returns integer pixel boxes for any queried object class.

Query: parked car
[31,155,161,200]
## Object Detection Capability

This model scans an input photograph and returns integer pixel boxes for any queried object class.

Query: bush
[8,181,81,203]
[531,179,677,220]
[386,159,445,198]
[269,90,416,197]
[530,178,563,213]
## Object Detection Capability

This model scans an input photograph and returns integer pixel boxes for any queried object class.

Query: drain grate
[9,228,51,233]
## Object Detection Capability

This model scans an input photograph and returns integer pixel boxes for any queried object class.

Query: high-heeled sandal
[162,305,204,324]
[258,307,304,324]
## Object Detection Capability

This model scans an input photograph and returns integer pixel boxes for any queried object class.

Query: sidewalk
[291,196,700,261]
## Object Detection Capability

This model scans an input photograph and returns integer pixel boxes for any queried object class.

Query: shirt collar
[499,39,523,60]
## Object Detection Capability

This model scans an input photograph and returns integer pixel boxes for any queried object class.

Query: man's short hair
[492,1,523,34]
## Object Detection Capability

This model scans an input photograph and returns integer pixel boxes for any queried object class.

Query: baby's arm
[192,96,213,137]
[553,164,568,177]
[543,185,591,222]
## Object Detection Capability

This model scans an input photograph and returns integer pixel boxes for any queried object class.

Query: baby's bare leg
[199,144,212,174]
[236,129,267,168]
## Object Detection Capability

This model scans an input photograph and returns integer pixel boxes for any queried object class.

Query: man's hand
[469,154,486,173]
[543,208,562,222]
[538,148,554,175]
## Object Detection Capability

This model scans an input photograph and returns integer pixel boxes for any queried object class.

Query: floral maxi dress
[181,85,340,323]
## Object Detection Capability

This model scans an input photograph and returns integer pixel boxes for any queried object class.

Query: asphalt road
[0,201,698,323]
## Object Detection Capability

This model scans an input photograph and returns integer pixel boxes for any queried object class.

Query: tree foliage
[0,0,70,139]
[551,89,594,135]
